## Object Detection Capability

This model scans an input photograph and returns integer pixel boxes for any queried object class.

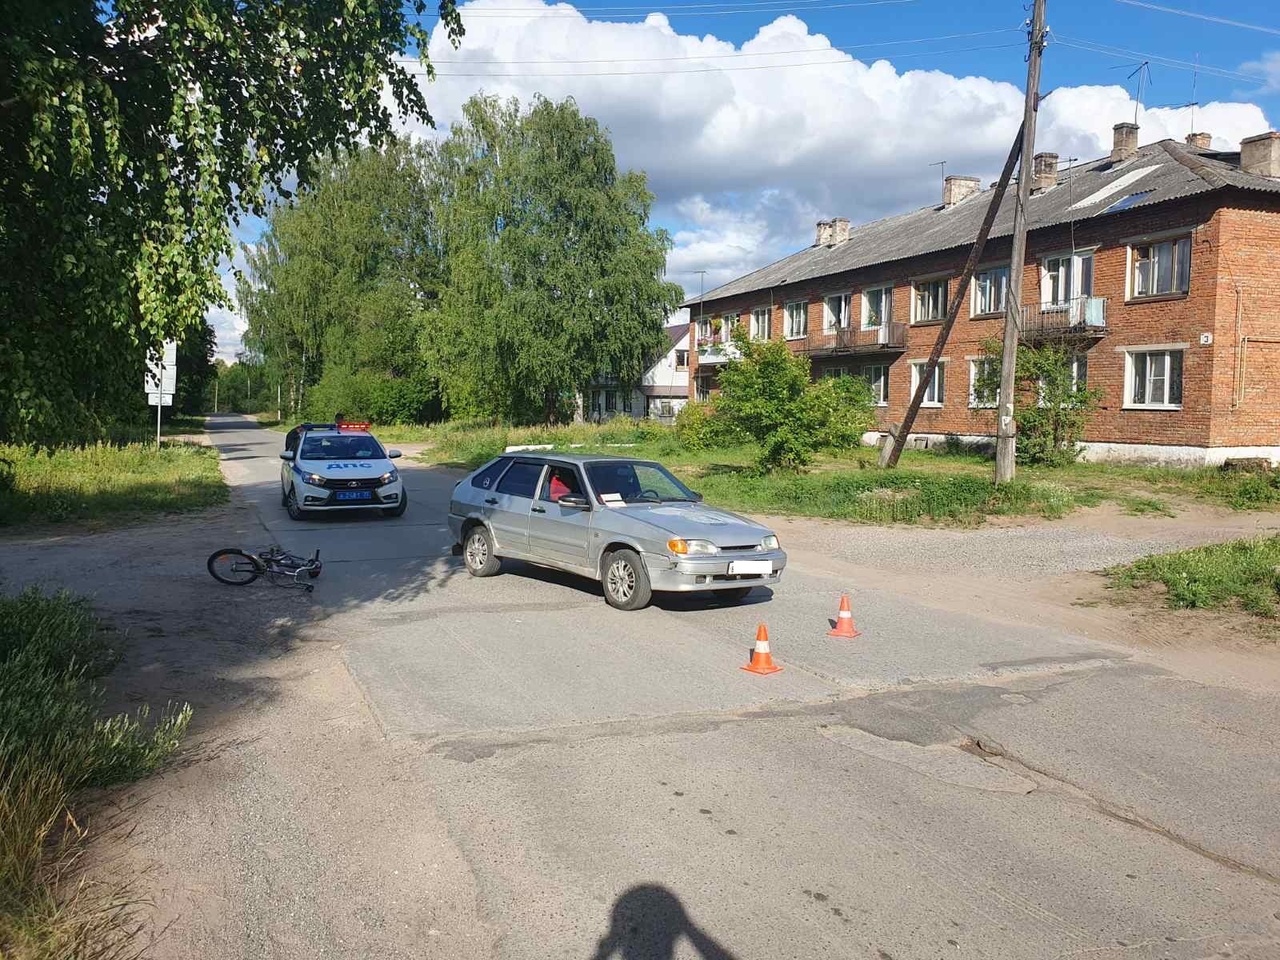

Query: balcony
[695,339,741,365]
[810,321,907,357]
[1023,297,1108,341]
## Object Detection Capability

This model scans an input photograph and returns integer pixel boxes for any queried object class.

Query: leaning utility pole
[995,0,1048,484]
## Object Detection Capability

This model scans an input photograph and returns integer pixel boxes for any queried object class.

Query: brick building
[685,124,1280,465]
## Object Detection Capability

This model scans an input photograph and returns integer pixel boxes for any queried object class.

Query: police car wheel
[382,493,408,518]
[285,486,308,521]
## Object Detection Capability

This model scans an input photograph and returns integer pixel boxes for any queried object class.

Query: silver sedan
[447,452,787,610]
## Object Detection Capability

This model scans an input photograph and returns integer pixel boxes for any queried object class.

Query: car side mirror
[558,494,590,509]
[387,449,403,460]
[279,451,295,462]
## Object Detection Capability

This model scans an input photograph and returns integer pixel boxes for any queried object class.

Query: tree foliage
[426,95,682,423]
[715,336,875,471]
[977,341,1101,466]
[0,0,462,442]
[239,142,443,423]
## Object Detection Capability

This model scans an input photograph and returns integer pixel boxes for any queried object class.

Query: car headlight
[304,473,325,486]
[379,468,399,485]
[667,538,719,556]
[760,535,780,550]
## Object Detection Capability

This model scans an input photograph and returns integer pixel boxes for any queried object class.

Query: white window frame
[910,360,946,407]
[968,358,999,408]
[823,366,849,378]
[785,300,808,339]
[912,278,949,324]
[1128,235,1192,300]
[862,363,890,406]
[1123,346,1185,410]
[823,293,852,332]
[1040,250,1095,308]
[695,316,712,343]
[750,307,771,341]
[971,265,1010,317]
[861,285,893,330]
[675,349,688,370]
[718,312,738,341]
[1070,353,1088,392]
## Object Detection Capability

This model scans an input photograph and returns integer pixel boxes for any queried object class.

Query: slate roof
[664,322,690,348]
[684,138,1280,307]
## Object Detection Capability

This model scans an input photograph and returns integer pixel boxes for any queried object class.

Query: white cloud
[209,245,250,362]
[1239,50,1280,95]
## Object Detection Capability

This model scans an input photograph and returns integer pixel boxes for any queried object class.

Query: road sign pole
[156,368,163,449]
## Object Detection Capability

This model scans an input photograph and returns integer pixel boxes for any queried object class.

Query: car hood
[296,458,393,480]
[622,503,772,547]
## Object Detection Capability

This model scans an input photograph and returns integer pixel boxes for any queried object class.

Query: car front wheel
[285,485,308,521]
[463,525,501,577]
[602,549,652,611]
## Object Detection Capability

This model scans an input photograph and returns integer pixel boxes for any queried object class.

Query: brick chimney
[942,175,981,207]
[1185,132,1212,150]
[1240,131,1280,178]
[814,219,834,246]
[830,217,850,244]
[1111,122,1139,162]
[1032,152,1058,191]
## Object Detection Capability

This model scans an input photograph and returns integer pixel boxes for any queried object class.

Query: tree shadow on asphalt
[590,885,738,960]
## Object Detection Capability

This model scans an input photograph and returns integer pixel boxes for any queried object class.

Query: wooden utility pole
[995,0,1048,484]
[879,123,1025,468]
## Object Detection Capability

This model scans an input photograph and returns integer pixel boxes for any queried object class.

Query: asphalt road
[208,414,1280,960]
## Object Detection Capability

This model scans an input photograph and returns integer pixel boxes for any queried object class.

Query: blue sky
[213,0,1279,357]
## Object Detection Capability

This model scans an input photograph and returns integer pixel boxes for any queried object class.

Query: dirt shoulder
[0,498,492,960]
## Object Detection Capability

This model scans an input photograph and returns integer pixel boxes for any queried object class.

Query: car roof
[299,426,374,440]
[497,451,648,465]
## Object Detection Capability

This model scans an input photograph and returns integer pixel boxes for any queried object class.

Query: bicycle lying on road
[207,546,322,592]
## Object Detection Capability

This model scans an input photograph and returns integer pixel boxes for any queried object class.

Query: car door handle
[530,505,546,513]
[484,497,499,505]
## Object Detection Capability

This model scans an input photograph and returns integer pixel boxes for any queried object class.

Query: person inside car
[546,466,580,502]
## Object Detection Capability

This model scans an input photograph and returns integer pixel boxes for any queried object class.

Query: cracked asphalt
[5,413,1279,960]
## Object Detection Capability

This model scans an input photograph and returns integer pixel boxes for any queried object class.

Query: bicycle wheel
[207,548,262,586]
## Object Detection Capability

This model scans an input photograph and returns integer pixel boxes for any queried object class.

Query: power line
[396,27,1019,65]
[406,40,1023,76]
[1114,0,1280,38]
[406,0,916,19]
[1054,35,1267,85]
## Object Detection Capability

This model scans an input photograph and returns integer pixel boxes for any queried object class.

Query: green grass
[0,442,228,529]
[160,414,207,436]
[0,589,191,958]
[1107,536,1280,620]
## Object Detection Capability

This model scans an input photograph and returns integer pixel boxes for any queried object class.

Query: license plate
[728,559,772,575]
[335,490,373,501]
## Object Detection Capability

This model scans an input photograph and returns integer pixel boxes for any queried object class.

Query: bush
[715,337,873,471]
[675,401,747,451]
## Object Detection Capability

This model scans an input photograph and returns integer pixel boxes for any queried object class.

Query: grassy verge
[0,589,191,957]
[1107,536,1280,622]
[0,443,227,529]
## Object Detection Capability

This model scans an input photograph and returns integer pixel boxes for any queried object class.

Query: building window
[605,390,617,413]
[910,361,946,406]
[622,391,633,414]
[913,279,949,324]
[972,266,1009,316]
[750,307,771,341]
[1041,251,1094,307]
[696,316,712,343]
[823,366,849,378]
[1070,354,1088,392]
[659,400,673,417]
[862,363,889,405]
[675,349,688,370]
[1131,237,1191,299]
[1126,349,1183,408]
[862,286,892,329]
[824,293,851,331]
[785,301,808,339]
[695,375,713,402]
[969,358,999,408]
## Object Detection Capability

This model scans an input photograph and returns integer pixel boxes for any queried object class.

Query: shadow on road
[590,885,738,960]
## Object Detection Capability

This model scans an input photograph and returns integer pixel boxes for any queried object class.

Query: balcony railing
[695,339,741,365]
[823,321,907,354]
[1023,297,1108,340]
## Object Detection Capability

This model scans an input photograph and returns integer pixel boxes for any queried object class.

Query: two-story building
[686,123,1280,465]
[581,318,690,422]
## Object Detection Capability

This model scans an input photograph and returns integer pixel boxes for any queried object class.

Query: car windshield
[585,460,696,504]
[300,434,384,460]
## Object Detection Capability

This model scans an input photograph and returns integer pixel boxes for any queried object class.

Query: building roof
[664,322,690,349]
[683,138,1280,307]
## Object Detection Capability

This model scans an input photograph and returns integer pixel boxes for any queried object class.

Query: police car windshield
[300,434,384,460]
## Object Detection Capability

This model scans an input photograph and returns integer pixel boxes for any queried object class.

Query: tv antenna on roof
[929,159,947,181]
[1127,61,1151,125]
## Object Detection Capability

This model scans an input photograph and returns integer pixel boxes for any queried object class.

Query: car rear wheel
[463,525,501,577]
[285,486,308,521]
[602,549,652,611]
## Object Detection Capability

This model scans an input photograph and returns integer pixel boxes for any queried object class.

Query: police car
[279,422,406,520]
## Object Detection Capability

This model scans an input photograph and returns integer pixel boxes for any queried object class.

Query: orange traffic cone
[828,594,861,639]
[741,623,783,675]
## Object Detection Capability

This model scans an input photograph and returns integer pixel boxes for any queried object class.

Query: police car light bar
[336,421,372,432]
